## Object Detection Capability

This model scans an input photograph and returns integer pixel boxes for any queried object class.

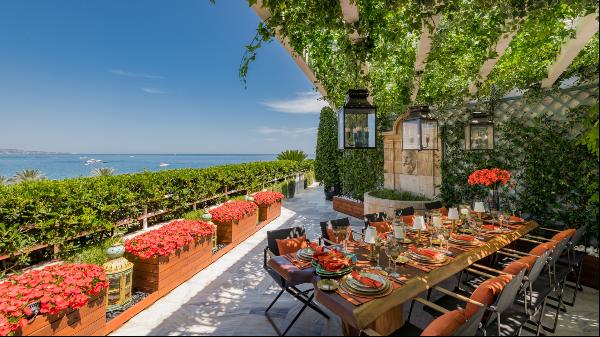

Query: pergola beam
[411,13,443,102]
[468,27,518,95]
[340,0,361,43]
[541,12,599,88]
[250,1,329,100]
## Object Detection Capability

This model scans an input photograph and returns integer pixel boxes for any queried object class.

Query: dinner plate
[341,276,390,294]
[316,265,353,277]
[449,237,481,246]
[407,251,447,264]
[339,281,393,298]
[345,272,388,292]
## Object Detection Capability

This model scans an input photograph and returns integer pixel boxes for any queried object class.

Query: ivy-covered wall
[440,85,599,235]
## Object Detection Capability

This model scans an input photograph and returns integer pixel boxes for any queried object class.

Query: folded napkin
[313,249,351,272]
[482,224,499,231]
[453,234,475,242]
[351,271,383,288]
[509,216,525,222]
[410,246,443,260]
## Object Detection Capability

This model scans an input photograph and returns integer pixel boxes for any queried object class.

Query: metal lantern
[103,244,134,312]
[402,105,438,150]
[338,89,377,149]
[466,111,494,150]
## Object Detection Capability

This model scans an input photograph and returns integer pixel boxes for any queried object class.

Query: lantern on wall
[103,243,134,312]
[338,89,377,149]
[402,105,438,150]
[466,111,494,150]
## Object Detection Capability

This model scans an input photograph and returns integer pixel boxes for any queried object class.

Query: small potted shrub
[253,191,284,224]
[209,200,258,245]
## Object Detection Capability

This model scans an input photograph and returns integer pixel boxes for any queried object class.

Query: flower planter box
[214,209,258,245]
[258,200,282,225]
[333,196,364,219]
[15,291,106,336]
[127,237,213,296]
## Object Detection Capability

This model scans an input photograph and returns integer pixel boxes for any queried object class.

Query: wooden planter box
[127,237,213,296]
[570,255,599,289]
[15,291,106,336]
[333,196,364,219]
[258,201,282,225]
[214,210,258,245]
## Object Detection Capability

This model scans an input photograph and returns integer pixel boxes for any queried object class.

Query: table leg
[342,304,404,336]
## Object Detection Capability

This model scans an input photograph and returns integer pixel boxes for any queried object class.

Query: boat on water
[84,158,104,165]
[159,163,170,167]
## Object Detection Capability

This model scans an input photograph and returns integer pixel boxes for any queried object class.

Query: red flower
[468,168,511,187]
[252,191,284,207]
[209,200,258,223]
[125,219,215,260]
[0,264,108,335]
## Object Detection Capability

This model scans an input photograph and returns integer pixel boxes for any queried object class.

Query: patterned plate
[449,237,481,246]
[315,265,353,277]
[407,251,447,264]
[339,280,393,298]
[345,272,388,293]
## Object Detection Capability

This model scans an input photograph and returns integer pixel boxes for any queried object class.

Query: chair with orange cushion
[425,269,526,336]
[264,227,329,335]
[318,218,362,246]
[364,212,387,227]
[362,295,486,336]
[394,206,415,217]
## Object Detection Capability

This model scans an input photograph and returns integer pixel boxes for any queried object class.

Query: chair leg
[282,293,313,336]
[543,283,565,333]
[497,312,501,336]
[536,299,547,336]
[266,288,285,313]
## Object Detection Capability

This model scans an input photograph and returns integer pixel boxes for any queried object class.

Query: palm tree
[277,150,307,162]
[0,176,6,186]
[12,169,46,183]
[91,167,116,177]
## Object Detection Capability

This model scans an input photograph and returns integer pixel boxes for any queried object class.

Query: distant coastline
[0,148,67,155]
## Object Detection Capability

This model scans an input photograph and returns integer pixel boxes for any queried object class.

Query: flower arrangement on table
[125,219,215,259]
[209,200,258,223]
[467,168,511,211]
[311,248,353,272]
[0,264,108,335]
[252,191,285,206]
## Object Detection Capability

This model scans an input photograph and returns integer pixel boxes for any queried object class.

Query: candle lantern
[402,105,438,150]
[103,243,134,312]
[466,111,494,150]
[338,89,377,149]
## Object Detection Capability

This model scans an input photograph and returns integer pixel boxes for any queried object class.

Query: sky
[0,0,327,154]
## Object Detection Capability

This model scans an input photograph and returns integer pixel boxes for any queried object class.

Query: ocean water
[0,154,281,180]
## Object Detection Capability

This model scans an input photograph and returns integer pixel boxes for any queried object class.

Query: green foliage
[369,189,431,201]
[560,33,599,85]
[578,103,599,159]
[315,106,342,187]
[339,147,384,201]
[91,167,116,177]
[182,209,207,220]
[0,160,312,260]
[0,176,6,186]
[277,149,307,162]
[441,103,599,235]
[66,237,121,266]
[11,169,46,183]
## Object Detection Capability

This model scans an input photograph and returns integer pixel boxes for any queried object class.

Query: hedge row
[0,160,313,258]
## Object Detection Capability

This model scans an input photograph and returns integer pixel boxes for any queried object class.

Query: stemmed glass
[384,236,402,278]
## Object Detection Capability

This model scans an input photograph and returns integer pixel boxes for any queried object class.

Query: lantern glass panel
[421,119,438,150]
[470,124,494,149]
[402,119,420,150]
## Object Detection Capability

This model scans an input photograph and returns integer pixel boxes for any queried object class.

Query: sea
[0,154,290,180]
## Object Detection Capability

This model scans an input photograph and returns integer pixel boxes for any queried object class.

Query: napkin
[509,216,525,222]
[313,249,350,272]
[351,271,383,288]
[482,224,499,231]
[453,234,475,242]
[410,246,443,260]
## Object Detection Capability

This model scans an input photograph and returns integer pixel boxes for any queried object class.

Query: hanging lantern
[402,105,438,150]
[338,89,377,149]
[103,243,134,312]
[466,111,494,150]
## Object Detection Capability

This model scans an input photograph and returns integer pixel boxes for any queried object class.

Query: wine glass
[385,237,401,277]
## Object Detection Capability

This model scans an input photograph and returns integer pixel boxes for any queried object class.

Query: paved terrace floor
[113,186,599,336]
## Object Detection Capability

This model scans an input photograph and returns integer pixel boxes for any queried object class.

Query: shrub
[369,189,431,201]
[315,107,341,187]
[277,150,307,162]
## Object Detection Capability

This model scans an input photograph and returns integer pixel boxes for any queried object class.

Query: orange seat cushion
[326,227,354,244]
[529,242,555,256]
[465,274,512,318]
[276,235,308,256]
[551,229,576,241]
[401,215,414,226]
[370,221,393,234]
[421,309,467,336]
[502,260,528,275]
[438,207,448,216]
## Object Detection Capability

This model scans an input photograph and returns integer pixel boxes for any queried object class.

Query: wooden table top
[313,220,539,331]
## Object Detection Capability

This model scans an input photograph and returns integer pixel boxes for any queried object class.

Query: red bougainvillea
[253,191,285,206]
[468,168,511,187]
[209,200,258,223]
[125,219,215,260]
[0,264,108,335]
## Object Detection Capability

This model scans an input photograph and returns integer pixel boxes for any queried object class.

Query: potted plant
[209,200,258,245]
[253,191,284,224]
[315,107,342,201]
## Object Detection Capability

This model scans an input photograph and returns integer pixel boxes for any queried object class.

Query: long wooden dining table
[312,221,539,336]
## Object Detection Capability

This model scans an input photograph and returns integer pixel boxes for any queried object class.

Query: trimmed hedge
[0,160,313,259]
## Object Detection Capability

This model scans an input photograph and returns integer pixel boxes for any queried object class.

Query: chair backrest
[267,226,306,256]
[364,212,387,228]
[319,218,351,244]
[425,201,443,210]
[492,268,526,320]
[571,225,587,247]
[528,249,551,285]
[395,206,415,217]
[454,305,486,336]
[550,238,569,264]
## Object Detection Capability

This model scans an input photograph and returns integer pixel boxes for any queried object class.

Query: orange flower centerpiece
[467,168,511,211]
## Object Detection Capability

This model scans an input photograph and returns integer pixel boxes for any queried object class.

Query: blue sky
[0,0,326,154]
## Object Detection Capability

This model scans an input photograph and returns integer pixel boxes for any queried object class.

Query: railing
[0,172,306,263]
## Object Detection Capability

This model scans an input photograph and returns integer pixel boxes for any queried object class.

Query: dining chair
[319,218,362,245]
[362,297,486,336]
[394,206,415,217]
[364,212,388,228]
[263,226,329,335]
[425,201,443,210]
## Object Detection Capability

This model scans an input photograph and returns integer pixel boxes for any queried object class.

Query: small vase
[487,188,500,212]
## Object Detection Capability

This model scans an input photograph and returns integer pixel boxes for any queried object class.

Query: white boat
[159,163,170,167]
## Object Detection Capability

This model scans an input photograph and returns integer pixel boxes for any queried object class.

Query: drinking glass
[385,237,401,277]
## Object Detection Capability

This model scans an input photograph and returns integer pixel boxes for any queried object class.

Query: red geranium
[209,200,257,223]
[253,191,285,206]
[125,219,215,260]
[0,264,108,335]
[468,168,511,187]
